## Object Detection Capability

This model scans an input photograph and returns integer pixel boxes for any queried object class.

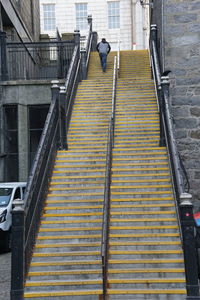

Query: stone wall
[11,0,40,40]
[0,80,62,181]
[153,0,200,208]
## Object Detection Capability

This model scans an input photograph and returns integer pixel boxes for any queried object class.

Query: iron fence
[7,40,75,80]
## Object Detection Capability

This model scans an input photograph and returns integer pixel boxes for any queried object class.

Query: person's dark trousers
[99,53,107,72]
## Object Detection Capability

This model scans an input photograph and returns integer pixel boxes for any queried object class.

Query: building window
[108,1,120,29]
[76,3,88,30]
[43,4,56,31]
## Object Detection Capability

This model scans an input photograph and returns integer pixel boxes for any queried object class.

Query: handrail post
[160,76,170,147]
[180,193,200,299]
[81,49,87,80]
[59,86,68,150]
[10,199,25,300]
[87,14,92,32]
[51,80,60,101]
[74,30,80,58]
[0,31,8,81]
[91,32,98,51]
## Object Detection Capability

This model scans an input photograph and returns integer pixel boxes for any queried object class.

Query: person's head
[102,38,106,43]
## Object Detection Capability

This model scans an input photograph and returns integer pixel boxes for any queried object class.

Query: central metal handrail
[101,56,117,299]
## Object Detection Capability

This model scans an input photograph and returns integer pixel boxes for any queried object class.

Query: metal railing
[10,27,94,300]
[101,56,117,299]
[80,15,97,80]
[150,23,200,298]
[6,40,75,80]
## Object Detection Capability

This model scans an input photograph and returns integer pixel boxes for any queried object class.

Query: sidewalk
[0,252,11,300]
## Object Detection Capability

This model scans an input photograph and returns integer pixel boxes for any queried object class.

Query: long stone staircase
[24,50,186,299]
[107,51,186,299]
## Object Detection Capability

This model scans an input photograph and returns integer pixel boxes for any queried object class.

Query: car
[0,182,26,252]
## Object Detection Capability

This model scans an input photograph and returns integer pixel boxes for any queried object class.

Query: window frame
[108,1,120,30]
[43,4,56,31]
[75,3,88,30]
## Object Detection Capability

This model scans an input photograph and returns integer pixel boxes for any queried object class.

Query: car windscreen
[0,188,13,207]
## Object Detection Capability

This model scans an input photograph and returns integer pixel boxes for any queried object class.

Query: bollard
[180,193,200,298]
[10,199,25,300]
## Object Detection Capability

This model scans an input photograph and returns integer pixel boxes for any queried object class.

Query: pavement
[0,251,11,300]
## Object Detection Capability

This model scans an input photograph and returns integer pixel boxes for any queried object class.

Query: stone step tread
[110,217,177,222]
[110,212,175,216]
[43,212,103,217]
[32,251,101,257]
[39,227,102,232]
[50,181,105,186]
[35,242,101,249]
[37,234,102,240]
[108,250,182,255]
[108,258,183,264]
[30,260,102,267]
[28,268,184,277]
[49,180,171,186]
[49,186,104,191]
[111,196,173,201]
[24,289,102,297]
[110,225,178,230]
[109,241,181,246]
[45,199,103,203]
[109,233,179,238]
[25,279,102,287]
[110,204,174,208]
[28,269,102,276]
[107,289,186,295]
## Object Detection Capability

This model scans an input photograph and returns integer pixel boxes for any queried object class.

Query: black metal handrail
[10,33,82,300]
[150,23,200,298]
[101,56,117,299]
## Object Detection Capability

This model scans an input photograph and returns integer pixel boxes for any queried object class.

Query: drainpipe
[161,0,165,72]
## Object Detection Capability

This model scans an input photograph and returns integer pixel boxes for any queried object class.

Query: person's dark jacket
[96,40,111,54]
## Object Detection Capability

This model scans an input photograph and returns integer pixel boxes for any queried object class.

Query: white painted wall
[39,0,149,50]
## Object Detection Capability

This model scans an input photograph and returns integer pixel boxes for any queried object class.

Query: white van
[0,182,26,251]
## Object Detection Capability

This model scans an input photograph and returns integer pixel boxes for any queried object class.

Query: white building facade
[39,0,149,50]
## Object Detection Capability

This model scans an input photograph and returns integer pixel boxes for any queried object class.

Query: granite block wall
[153,0,200,208]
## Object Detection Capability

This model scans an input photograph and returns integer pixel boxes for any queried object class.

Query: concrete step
[24,290,102,300]
[109,240,182,251]
[25,279,102,292]
[107,268,185,278]
[28,260,102,271]
[31,251,101,262]
[107,289,186,300]
[108,258,184,269]
[107,278,185,289]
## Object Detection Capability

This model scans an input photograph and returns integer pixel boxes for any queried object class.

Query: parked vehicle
[0,182,26,252]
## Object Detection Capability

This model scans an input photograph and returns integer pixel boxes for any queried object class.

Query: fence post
[0,31,8,81]
[10,199,25,300]
[180,193,200,299]
[59,86,68,150]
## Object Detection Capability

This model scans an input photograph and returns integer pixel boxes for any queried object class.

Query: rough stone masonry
[153,0,200,209]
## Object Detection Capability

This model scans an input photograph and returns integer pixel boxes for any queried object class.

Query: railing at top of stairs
[10,19,97,300]
[101,54,118,300]
[150,23,200,299]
